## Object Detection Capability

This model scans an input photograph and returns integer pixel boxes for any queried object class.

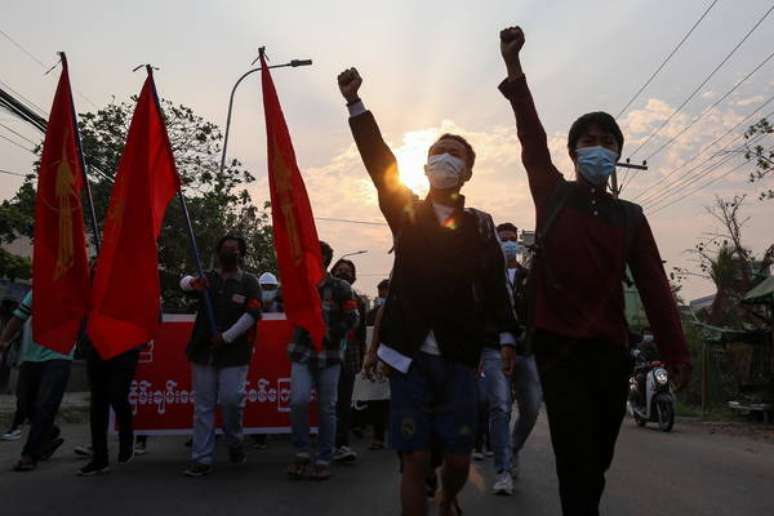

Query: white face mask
[424,153,465,190]
[261,290,277,304]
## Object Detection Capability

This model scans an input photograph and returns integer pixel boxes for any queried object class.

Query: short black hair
[436,133,476,171]
[217,234,247,257]
[567,112,624,158]
[320,241,334,269]
[496,222,519,234]
[377,279,390,291]
[332,258,356,283]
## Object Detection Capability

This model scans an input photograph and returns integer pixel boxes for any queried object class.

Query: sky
[1,0,773,301]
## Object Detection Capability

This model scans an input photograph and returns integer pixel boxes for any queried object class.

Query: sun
[393,128,439,196]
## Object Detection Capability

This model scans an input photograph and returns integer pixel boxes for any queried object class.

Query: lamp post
[219,48,312,174]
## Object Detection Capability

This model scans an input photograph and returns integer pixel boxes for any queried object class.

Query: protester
[259,272,284,313]
[330,258,367,463]
[0,290,73,471]
[498,25,692,515]
[287,241,359,481]
[361,280,391,450]
[366,279,389,326]
[1,296,25,441]
[338,68,517,516]
[77,334,141,476]
[181,234,262,478]
[496,222,543,481]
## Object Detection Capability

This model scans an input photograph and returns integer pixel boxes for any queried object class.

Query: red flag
[261,55,326,350]
[87,69,180,359]
[32,56,91,353]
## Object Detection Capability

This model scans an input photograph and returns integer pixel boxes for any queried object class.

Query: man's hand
[363,349,379,380]
[190,276,209,292]
[210,333,226,348]
[337,67,363,104]
[671,362,692,391]
[500,26,525,80]
[501,346,516,377]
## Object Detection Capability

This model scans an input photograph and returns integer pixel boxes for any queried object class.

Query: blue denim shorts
[389,352,479,454]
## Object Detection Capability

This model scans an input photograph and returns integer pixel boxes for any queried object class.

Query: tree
[744,117,774,201]
[0,97,276,311]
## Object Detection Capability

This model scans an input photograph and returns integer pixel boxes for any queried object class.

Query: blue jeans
[191,364,248,465]
[511,354,542,463]
[290,361,340,465]
[480,348,512,473]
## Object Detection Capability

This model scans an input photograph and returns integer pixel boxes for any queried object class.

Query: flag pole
[60,51,101,254]
[141,64,218,336]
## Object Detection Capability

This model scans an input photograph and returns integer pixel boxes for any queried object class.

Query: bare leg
[439,453,471,515]
[401,450,432,516]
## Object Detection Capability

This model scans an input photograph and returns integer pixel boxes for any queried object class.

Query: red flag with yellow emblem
[260,54,326,350]
[32,56,91,353]
[87,68,180,359]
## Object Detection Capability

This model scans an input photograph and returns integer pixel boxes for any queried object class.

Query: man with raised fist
[498,25,692,515]
[337,68,517,515]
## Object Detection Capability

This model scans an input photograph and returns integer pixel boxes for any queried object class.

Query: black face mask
[219,251,239,268]
[334,272,355,285]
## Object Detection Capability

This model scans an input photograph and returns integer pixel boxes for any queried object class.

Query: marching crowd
[0,25,692,516]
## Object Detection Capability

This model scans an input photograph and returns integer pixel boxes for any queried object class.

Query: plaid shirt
[343,295,368,374]
[288,274,360,369]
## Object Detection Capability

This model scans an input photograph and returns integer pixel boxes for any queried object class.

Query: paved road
[2,414,773,515]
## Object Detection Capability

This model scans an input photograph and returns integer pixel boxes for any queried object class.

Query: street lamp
[219,47,312,174]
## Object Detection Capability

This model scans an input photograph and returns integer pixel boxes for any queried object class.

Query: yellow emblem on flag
[53,141,76,281]
[272,138,303,265]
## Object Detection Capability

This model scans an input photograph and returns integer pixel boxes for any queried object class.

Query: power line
[0,78,48,117]
[0,132,34,152]
[0,168,28,177]
[643,47,774,163]
[0,122,37,145]
[627,3,774,160]
[631,96,774,203]
[615,0,719,119]
[647,146,771,215]
[316,216,388,227]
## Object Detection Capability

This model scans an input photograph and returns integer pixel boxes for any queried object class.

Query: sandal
[286,454,310,480]
[308,462,332,481]
[12,456,37,472]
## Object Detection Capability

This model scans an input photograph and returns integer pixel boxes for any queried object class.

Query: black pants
[20,360,71,460]
[368,400,389,442]
[10,363,30,429]
[534,332,631,516]
[87,348,139,464]
[335,368,356,448]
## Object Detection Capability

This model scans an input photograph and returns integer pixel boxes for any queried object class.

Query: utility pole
[612,159,648,199]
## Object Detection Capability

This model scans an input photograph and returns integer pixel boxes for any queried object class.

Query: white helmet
[259,272,279,286]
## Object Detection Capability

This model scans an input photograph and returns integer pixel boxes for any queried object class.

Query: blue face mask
[501,240,520,259]
[575,146,618,186]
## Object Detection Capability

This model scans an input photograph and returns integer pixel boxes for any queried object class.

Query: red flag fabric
[31,56,91,353]
[87,69,181,359]
[260,55,326,350]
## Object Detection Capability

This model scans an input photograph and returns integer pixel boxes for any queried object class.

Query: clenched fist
[337,67,362,103]
[500,26,525,79]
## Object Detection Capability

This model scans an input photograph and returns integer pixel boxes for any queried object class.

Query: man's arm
[499,26,562,210]
[628,215,692,387]
[338,68,416,234]
[332,281,361,342]
[221,276,262,344]
[0,316,23,352]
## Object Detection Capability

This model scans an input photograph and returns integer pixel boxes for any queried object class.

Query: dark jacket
[186,269,262,368]
[349,111,516,369]
[499,75,690,368]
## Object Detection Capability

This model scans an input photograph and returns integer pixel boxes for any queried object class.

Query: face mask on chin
[575,146,618,186]
[335,272,354,285]
[424,153,466,190]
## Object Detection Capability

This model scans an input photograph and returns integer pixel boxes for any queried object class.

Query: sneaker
[74,444,93,458]
[183,462,212,478]
[484,449,495,458]
[309,462,332,481]
[78,461,110,476]
[333,446,357,463]
[229,446,247,465]
[493,471,514,496]
[134,439,147,456]
[39,438,64,461]
[118,443,134,464]
[1,428,22,441]
[472,450,485,461]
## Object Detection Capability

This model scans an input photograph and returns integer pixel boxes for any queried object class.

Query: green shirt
[13,291,74,363]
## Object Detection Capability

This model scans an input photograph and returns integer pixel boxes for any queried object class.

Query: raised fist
[337,67,362,103]
[500,26,525,63]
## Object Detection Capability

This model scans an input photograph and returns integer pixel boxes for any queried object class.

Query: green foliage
[0,247,31,281]
[744,117,773,201]
[2,97,276,312]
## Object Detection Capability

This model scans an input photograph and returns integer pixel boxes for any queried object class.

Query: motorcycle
[627,348,675,432]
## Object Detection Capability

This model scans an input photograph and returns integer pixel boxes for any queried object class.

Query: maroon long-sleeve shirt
[500,75,690,368]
